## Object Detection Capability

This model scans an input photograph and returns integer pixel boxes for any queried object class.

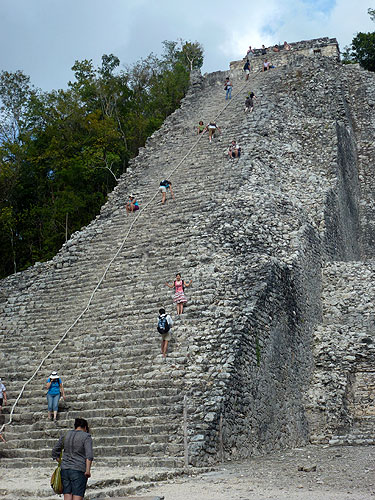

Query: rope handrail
[0,75,251,435]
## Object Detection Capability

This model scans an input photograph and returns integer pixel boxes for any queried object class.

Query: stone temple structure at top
[0,37,375,494]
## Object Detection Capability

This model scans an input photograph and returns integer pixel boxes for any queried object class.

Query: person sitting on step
[157,308,174,358]
[228,140,241,159]
[263,58,272,71]
[159,179,175,205]
[125,194,139,213]
[197,120,205,134]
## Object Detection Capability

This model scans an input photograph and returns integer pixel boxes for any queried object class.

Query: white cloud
[0,0,373,90]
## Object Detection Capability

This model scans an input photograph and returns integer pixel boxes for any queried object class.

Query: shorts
[159,186,167,193]
[161,332,171,341]
[245,69,250,75]
[133,205,139,211]
[61,469,88,497]
[47,393,60,412]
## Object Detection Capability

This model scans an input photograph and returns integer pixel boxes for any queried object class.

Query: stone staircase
[0,68,260,469]
[1,45,375,484]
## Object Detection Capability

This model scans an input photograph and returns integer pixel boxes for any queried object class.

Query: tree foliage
[342,8,375,71]
[351,31,375,71]
[0,39,203,278]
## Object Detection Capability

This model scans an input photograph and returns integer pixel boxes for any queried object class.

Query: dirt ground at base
[0,445,374,499]
[147,445,375,500]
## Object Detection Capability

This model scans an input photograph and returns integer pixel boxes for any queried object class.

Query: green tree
[0,70,35,142]
[344,8,375,71]
[351,31,375,71]
[0,39,204,278]
[0,206,17,274]
[181,41,204,71]
[341,45,356,65]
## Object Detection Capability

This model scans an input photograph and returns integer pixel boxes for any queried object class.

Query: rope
[0,74,250,435]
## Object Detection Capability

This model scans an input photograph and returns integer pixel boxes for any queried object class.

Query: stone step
[14,393,183,411]
[10,403,184,422]
[2,414,185,435]
[0,440,184,459]
[2,357,191,385]
[17,385,183,401]
[0,455,185,469]
[4,422,179,439]
[3,431,182,451]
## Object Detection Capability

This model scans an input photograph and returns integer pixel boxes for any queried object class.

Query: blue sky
[0,0,373,91]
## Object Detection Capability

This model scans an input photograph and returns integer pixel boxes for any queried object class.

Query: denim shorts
[61,469,88,496]
[46,393,59,412]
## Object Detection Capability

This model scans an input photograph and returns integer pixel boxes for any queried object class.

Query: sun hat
[50,371,59,380]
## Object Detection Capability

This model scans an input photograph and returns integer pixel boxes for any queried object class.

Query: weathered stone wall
[323,122,360,260]
[305,64,375,445]
[183,54,375,464]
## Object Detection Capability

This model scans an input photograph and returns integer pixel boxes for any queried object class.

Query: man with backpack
[157,308,173,358]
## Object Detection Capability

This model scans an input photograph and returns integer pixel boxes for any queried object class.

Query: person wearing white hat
[0,378,7,414]
[46,371,66,422]
[125,194,139,213]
